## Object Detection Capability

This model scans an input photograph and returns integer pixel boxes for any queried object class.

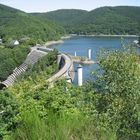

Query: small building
[134,40,139,44]
[10,40,19,46]
[0,39,2,44]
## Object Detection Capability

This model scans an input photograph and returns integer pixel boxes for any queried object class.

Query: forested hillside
[1,4,140,41]
[0,4,65,43]
[32,9,87,31]
[33,6,140,35]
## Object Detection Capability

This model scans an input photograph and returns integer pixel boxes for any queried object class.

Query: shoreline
[45,40,64,47]
[69,55,98,64]
[45,34,138,48]
[70,34,138,38]
[61,35,72,39]
[45,35,71,47]
[73,59,97,64]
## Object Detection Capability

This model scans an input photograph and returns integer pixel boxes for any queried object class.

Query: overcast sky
[0,0,140,13]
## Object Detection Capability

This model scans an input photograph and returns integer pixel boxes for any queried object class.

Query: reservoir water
[50,36,138,84]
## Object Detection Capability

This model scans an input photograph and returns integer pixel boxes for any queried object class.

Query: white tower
[88,49,92,60]
[75,51,77,57]
[77,64,83,86]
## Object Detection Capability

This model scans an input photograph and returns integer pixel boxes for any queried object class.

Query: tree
[91,46,140,138]
[0,45,30,80]
[0,90,18,139]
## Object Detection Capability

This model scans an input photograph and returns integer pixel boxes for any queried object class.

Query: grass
[4,109,117,140]
[0,45,5,48]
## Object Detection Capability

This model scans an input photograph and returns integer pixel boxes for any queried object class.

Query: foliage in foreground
[5,109,116,140]
[0,47,140,140]
[0,90,18,139]
[90,47,140,138]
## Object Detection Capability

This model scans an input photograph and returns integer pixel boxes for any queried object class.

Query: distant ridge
[32,6,140,35]
[0,4,140,41]
[32,9,88,26]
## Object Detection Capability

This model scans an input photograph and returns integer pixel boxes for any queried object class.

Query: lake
[50,36,138,84]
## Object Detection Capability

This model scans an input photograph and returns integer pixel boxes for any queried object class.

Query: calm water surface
[51,36,138,84]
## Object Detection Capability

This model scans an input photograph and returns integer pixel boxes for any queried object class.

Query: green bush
[0,45,30,80]
[89,46,140,138]
[6,109,116,140]
[0,90,18,139]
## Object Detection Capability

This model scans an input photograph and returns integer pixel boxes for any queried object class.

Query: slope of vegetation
[0,45,30,81]
[32,9,87,31]
[0,4,65,44]
[0,46,140,140]
[33,6,140,35]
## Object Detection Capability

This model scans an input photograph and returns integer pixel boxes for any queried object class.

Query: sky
[0,0,140,13]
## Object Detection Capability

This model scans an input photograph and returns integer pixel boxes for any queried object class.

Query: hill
[0,4,65,43]
[33,6,140,35]
[32,9,87,26]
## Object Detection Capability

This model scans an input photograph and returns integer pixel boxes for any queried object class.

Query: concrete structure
[27,47,74,84]
[77,64,83,86]
[47,53,74,83]
[0,45,74,89]
[88,49,92,60]
[0,49,47,88]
